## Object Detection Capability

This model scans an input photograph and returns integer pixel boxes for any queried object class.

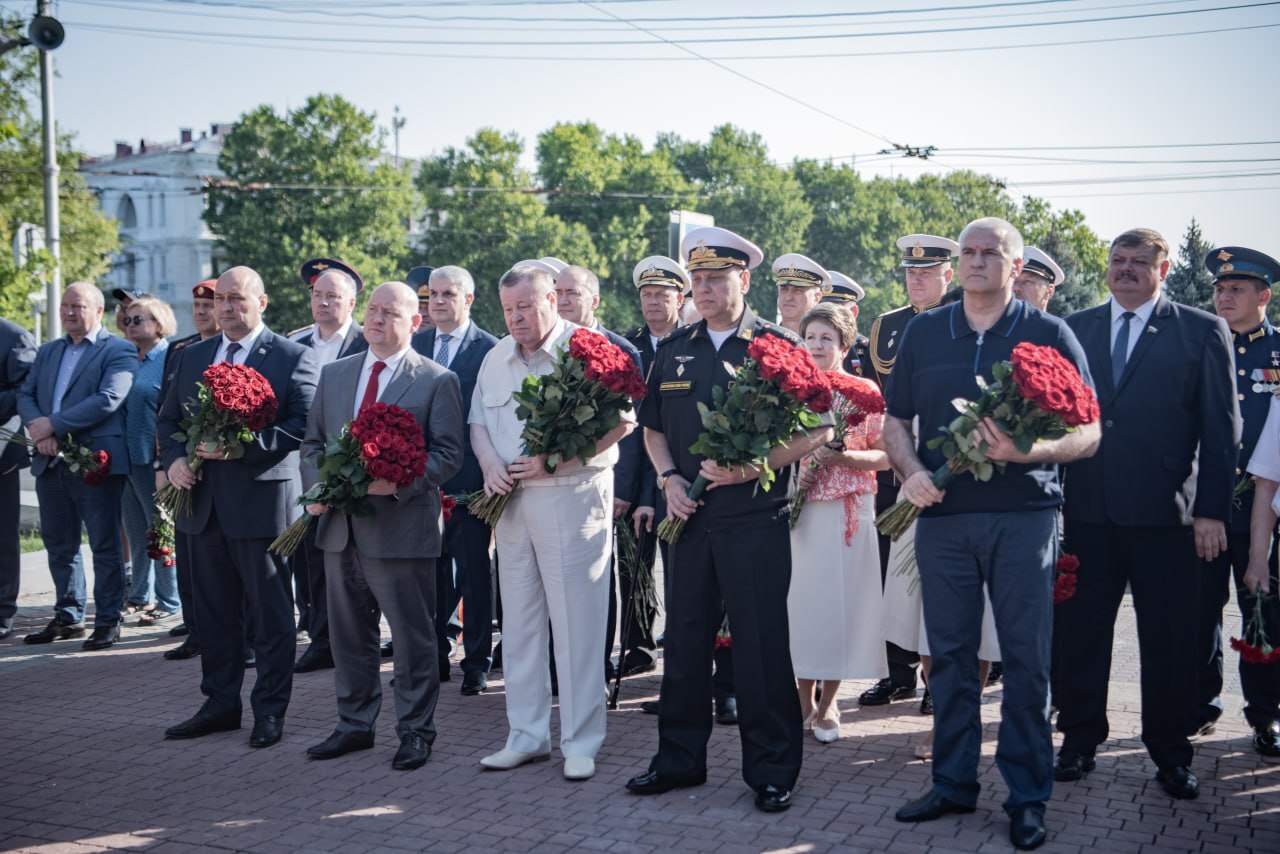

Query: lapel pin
[1146,326,1157,334]
[257,347,267,354]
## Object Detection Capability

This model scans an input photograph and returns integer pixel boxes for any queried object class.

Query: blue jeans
[36,470,126,627]
[915,509,1057,816]
[123,464,180,612]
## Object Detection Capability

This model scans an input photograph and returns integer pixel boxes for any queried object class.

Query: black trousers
[656,536,733,700]
[436,506,493,675]
[0,468,19,627]
[652,515,800,790]
[190,508,295,719]
[1054,520,1199,768]
[876,483,920,688]
[290,523,328,649]
[1197,529,1280,729]
[174,530,199,646]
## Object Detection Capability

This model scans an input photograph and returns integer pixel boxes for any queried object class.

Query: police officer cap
[822,271,865,304]
[681,226,764,272]
[191,280,216,300]
[1022,247,1065,286]
[897,234,959,268]
[406,266,435,299]
[633,256,690,292]
[1205,246,1280,287]
[771,253,830,289]
[510,259,563,279]
[300,258,363,293]
[539,257,569,276]
[110,287,147,304]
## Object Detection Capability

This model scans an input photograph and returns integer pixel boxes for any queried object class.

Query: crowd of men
[1,217,1278,852]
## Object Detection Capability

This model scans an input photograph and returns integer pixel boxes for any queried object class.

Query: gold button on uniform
[1239,346,1248,354]
[1239,393,1246,401]
[1239,369,1247,376]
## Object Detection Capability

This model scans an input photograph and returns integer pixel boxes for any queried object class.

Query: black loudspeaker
[28,16,64,52]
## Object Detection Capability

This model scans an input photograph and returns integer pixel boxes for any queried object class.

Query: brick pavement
[2,555,1277,853]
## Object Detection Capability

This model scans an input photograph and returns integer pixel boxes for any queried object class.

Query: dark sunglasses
[121,315,152,327]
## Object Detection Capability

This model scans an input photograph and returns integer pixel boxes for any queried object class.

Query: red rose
[362,442,380,459]
[1055,554,1080,574]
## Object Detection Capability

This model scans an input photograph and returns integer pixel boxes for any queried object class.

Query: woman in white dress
[789,305,890,743]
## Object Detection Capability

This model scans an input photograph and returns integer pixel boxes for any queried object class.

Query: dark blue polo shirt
[885,296,1094,517]
[1228,320,1279,532]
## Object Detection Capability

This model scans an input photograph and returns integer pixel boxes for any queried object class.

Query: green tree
[1014,197,1109,316]
[1164,218,1215,312]
[415,128,600,333]
[0,15,119,327]
[205,93,415,334]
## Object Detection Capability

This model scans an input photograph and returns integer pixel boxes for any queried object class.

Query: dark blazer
[17,327,136,476]
[625,324,669,512]
[1063,296,1240,527]
[301,349,464,559]
[598,324,644,507]
[0,319,37,474]
[291,322,368,360]
[157,328,319,539]
[411,321,498,494]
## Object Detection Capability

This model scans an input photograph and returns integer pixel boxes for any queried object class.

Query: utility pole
[35,0,62,339]
[392,105,406,169]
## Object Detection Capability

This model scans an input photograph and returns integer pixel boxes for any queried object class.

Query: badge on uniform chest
[1252,368,1280,394]
[675,355,694,377]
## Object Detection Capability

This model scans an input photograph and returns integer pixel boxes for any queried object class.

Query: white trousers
[495,471,612,758]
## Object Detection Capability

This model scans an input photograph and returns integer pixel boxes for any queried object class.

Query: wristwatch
[658,468,679,491]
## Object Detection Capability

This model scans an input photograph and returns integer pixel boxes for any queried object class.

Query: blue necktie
[1111,311,1135,387]
[436,333,454,369]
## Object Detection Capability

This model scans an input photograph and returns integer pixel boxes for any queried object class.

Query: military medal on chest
[1251,368,1280,394]
[674,354,693,377]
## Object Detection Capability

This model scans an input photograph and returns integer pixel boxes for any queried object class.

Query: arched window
[117,194,138,230]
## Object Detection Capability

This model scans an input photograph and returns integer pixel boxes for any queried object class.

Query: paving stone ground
[2,549,1277,853]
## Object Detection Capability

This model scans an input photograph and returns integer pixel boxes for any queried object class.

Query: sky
[11,0,1280,257]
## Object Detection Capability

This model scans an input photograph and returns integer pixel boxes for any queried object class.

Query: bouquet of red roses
[468,327,647,527]
[789,372,886,529]
[0,429,110,485]
[875,341,1099,541]
[270,402,428,556]
[146,502,177,569]
[156,362,278,517]
[657,334,831,544]
[1053,553,1080,605]
[1231,592,1280,664]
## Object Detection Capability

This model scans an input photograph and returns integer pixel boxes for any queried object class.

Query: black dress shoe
[987,662,1004,686]
[625,769,706,795]
[1253,721,1280,758]
[1053,749,1096,782]
[1009,808,1047,850]
[392,732,431,770]
[82,625,120,651]
[294,645,334,673]
[461,671,487,695]
[619,651,657,677]
[249,716,284,748]
[894,790,976,822]
[859,677,915,706]
[1155,765,1199,799]
[380,640,394,658]
[165,709,241,740]
[755,784,793,813]
[920,689,934,716]
[439,661,452,682]
[715,697,738,725]
[164,641,201,660]
[306,730,374,760]
[641,700,661,715]
[24,618,86,645]
[169,622,189,637]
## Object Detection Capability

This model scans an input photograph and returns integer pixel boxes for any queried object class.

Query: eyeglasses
[122,315,152,327]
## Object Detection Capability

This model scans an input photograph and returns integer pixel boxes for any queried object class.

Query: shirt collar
[142,337,169,362]
[1234,318,1274,342]
[510,317,570,363]
[363,345,411,374]
[689,304,758,341]
[438,319,469,342]
[224,323,266,356]
[1109,295,1158,328]
[67,324,104,347]
[315,318,352,345]
[948,295,1024,340]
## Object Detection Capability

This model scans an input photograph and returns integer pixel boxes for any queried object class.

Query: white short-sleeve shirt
[1247,395,1280,514]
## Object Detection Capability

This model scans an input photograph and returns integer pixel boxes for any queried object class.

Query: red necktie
[359,361,386,413]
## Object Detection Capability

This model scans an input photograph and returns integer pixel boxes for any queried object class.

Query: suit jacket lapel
[331,355,365,427]
[339,324,363,359]
[243,329,274,372]
[380,351,423,408]
[1115,297,1170,394]
[1080,307,1115,398]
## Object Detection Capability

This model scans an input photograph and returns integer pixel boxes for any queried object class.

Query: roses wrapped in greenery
[468,327,647,527]
[875,342,1098,541]
[270,402,427,556]
[0,429,110,485]
[657,333,831,544]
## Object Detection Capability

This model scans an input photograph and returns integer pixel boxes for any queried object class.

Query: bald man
[158,267,319,749]
[19,282,137,650]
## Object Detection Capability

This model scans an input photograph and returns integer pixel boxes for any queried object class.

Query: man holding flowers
[469,264,636,781]
[159,267,319,750]
[625,226,833,813]
[883,218,1100,850]
[299,281,463,771]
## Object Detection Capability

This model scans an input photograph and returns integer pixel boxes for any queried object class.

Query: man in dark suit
[554,265,644,682]
[288,258,369,674]
[302,281,464,770]
[1056,228,1240,800]
[410,265,498,694]
[159,266,319,749]
[0,318,37,640]
[18,282,136,650]
[159,280,221,658]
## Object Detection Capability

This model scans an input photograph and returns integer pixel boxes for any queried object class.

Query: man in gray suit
[18,282,136,650]
[302,281,464,771]
[159,267,319,749]
[0,318,37,640]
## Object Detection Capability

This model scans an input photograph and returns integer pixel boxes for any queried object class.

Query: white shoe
[479,748,551,770]
[813,719,841,744]
[563,756,595,780]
